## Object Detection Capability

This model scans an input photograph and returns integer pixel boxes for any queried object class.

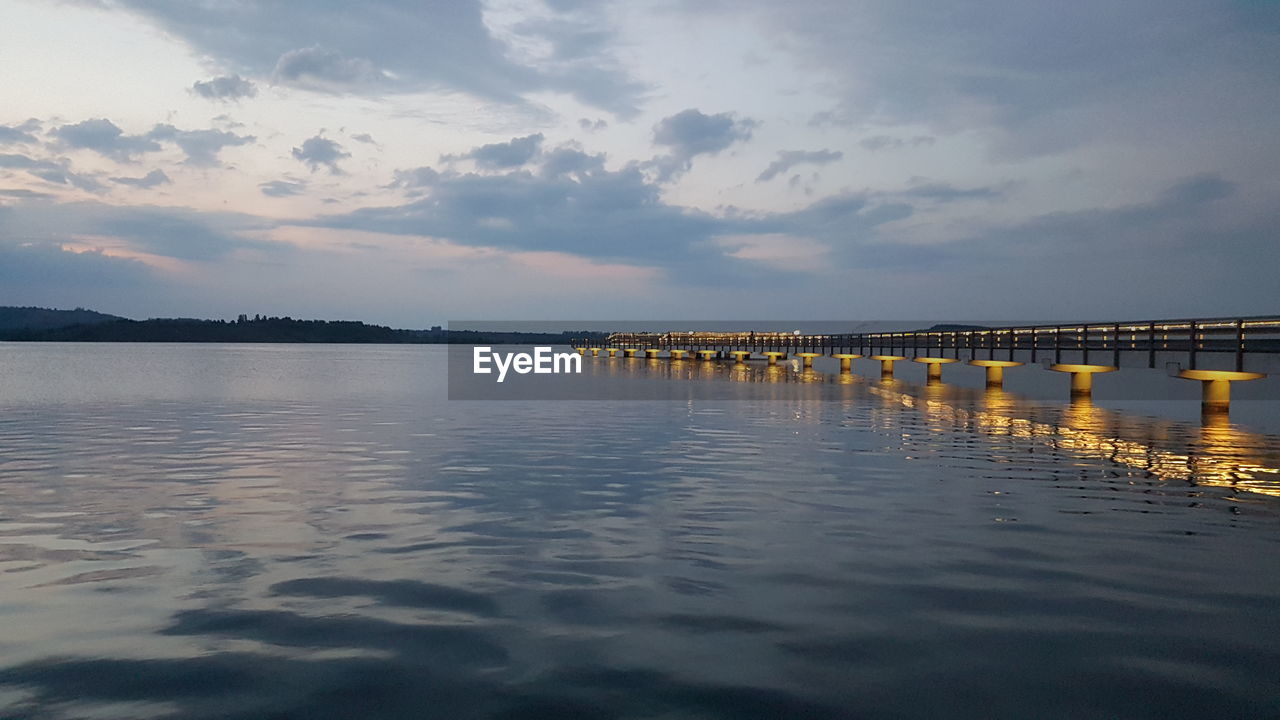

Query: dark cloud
[191,74,258,100]
[578,118,608,132]
[0,153,103,193]
[0,188,54,199]
[350,133,376,144]
[260,179,308,197]
[901,182,1002,202]
[86,1,642,114]
[50,119,252,166]
[0,200,269,261]
[146,125,255,166]
[273,46,385,92]
[0,241,152,290]
[858,135,936,151]
[109,170,171,189]
[725,0,1280,159]
[0,119,41,146]
[292,135,350,174]
[756,149,842,182]
[649,109,757,182]
[51,119,161,161]
[450,133,544,170]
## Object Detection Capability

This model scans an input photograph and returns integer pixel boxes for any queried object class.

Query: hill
[0,306,124,331]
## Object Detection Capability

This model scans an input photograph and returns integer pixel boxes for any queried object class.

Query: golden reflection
[866,382,1280,498]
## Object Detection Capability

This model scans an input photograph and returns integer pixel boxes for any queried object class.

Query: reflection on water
[0,344,1279,719]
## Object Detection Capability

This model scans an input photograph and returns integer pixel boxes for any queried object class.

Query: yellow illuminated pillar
[1048,364,1117,399]
[969,360,1024,389]
[729,351,753,364]
[1175,369,1266,414]
[795,352,822,368]
[829,351,860,368]
[763,351,788,366]
[697,350,718,361]
[871,355,906,378]
[913,357,959,383]
[668,349,688,360]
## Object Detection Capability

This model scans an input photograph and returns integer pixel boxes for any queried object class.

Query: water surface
[1,343,1278,719]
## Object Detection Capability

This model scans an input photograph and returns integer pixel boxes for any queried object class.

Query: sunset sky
[2,0,1278,326]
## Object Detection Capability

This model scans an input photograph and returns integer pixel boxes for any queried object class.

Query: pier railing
[588,316,1280,373]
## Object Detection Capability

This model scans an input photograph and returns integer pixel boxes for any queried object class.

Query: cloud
[0,188,54,199]
[450,133,544,169]
[191,74,258,100]
[350,133,376,144]
[648,109,757,182]
[0,200,270,262]
[0,241,153,290]
[756,149,842,182]
[901,182,1002,202]
[0,119,41,146]
[858,135,936,151]
[109,170,171,189]
[146,125,255,166]
[578,118,607,132]
[0,153,103,193]
[291,135,350,174]
[87,1,643,113]
[273,46,386,92]
[51,119,161,161]
[260,179,307,197]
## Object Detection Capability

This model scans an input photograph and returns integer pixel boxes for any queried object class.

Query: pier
[576,316,1280,416]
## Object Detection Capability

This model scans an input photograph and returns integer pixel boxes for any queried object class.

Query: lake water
[1,343,1278,719]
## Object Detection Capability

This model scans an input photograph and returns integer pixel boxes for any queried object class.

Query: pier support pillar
[605,348,619,357]
[591,348,600,357]
[969,360,1024,390]
[668,350,688,360]
[871,355,907,379]
[796,352,822,368]
[763,352,787,366]
[1174,369,1265,415]
[729,351,752,364]
[913,357,960,384]
[831,354,862,372]
[697,350,718,361]
[623,348,638,357]
[574,347,586,355]
[644,349,661,359]
[1048,364,1118,399]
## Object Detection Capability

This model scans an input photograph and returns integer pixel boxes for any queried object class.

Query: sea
[0,343,1278,719]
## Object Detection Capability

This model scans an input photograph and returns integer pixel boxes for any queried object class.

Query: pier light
[913,357,959,382]
[795,352,822,368]
[729,350,753,364]
[870,355,907,378]
[968,360,1024,389]
[1048,363,1118,398]
[1173,369,1266,414]
[762,351,788,366]
[831,353,862,372]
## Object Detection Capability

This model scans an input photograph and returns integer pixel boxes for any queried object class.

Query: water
[1,343,1278,719]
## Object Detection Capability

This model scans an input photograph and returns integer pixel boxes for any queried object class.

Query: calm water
[1,343,1279,719]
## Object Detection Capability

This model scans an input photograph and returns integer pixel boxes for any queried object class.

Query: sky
[1,0,1278,326]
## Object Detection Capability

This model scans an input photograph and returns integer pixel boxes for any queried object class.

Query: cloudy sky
[1,0,1278,325]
